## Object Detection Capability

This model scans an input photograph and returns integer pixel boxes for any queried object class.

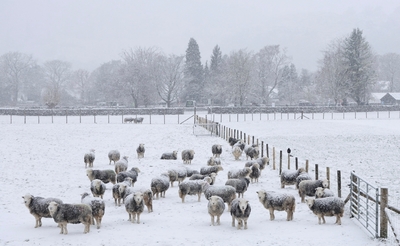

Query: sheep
[244,145,259,160]
[280,167,306,188]
[181,149,195,164]
[189,172,217,185]
[133,117,144,124]
[112,177,133,206]
[108,150,120,165]
[116,167,140,184]
[185,167,199,177]
[151,173,170,199]
[115,156,129,174]
[202,182,236,212]
[208,195,225,226]
[166,168,187,187]
[232,146,243,160]
[232,139,245,150]
[315,187,335,198]
[124,117,134,123]
[160,151,178,160]
[298,179,329,203]
[227,167,252,179]
[80,192,105,229]
[225,178,250,198]
[86,168,116,184]
[122,187,153,213]
[228,137,239,148]
[47,201,92,234]
[200,165,223,176]
[22,194,63,228]
[245,157,270,172]
[124,192,144,223]
[295,172,312,189]
[305,197,344,225]
[248,163,261,183]
[84,149,95,168]
[230,198,251,230]
[207,157,221,166]
[211,144,222,158]
[90,179,106,199]
[136,144,145,159]
[256,190,296,221]
[178,179,210,203]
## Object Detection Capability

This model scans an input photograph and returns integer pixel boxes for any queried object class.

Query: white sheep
[190,172,217,185]
[227,167,252,179]
[178,179,210,203]
[207,157,221,166]
[306,197,344,225]
[86,168,116,184]
[248,163,261,183]
[80,192,106,229]
[136,143,145,159]
[84,149,95,168]
[116,167,140,184]
[112,177,133,206]
[280,167,306,188]
[232,145,243,160]
[122,187,153,213]
[246,157,270,173]
[115,156,129,174]
[211,144,222,158]
[124,192,144,223]
[160,151,178,160]
[225,178,250,198]
[230,198,251,230]
[200,165,223,176]
[315,187,335,198]
[295,172,312,189]
[22,194,63,228]
[185,167,200,177]
[244,145,259,160]
[48,202,92,234]
[108,150,120,165]
[151,173,170,199]
[298,179,329,203]
[90,179,106,199]
[181,149,195,164]
[208,195,225,226]
[256,190,295,221]
[202,182,237,212]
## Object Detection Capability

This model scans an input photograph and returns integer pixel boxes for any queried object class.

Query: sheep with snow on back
[84,149,95,168]
[227,167,252,180]
[80,192,105,229]
[136,144,145,159]
[160,151,178,160]
[245,145,260,160]
[225,178,250,198]
[246,157,270,173]
[212,144,222,158]
[115,156,129,174]
[200,165,223,176]
[122,187,153,213]
[207,157,221,166]
[90,179,106,199]
[296,172,312,189]
[166,168,187,187]
[232,145,243,160]
[202,182,236,212]
[22,194,63,228]
[117,167,140,184]
[108,150,120,165]
[124,192,144,223]
[230,198,251,230]
[181,149,195,164]
[185,167,199,177]
[112,177,133,206]
[315,187,335,198]
[178,179,211,203]
[151,173,170,199]
[248,163,261,183]
[47,202,92,234]
[86,168,116,184]
[256,190,295,221]
[280,167,306,188]
[208,196,225,226]
[298,179,329,203]
[306,197,344,225]
[189,172,217,185]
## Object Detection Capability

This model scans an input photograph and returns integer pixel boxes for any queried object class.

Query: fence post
[326,167,330,189]
[305,160,309,172]
[252,136,254,145]
[315,164,319,180]
[287,148,291,169]
[272,147,276,170]
[337,170,341,198]
[10,115,12,124]
[244,133,246,143]
[380,187,388,238]
[261,141,264,157]
[279,150,282,175]
[38,115,40,124]
[295,157,298,170]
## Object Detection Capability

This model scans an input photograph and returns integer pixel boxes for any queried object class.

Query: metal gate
[350,171,380,238]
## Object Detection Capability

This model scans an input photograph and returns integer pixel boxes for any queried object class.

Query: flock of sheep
[22,136,345,235]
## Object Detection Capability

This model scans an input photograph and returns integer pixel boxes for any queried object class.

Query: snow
[0,113,396,245]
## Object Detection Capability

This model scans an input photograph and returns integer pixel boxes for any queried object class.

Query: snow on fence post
[337,170,342,198]
[380,187,388,238]
[326,167,330,189]
[305,160,309,172]
[272,147,276,170]
[279,150,283,175]
[315,164,319,180]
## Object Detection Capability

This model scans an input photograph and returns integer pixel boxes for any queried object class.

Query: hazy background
[1,0,399,72]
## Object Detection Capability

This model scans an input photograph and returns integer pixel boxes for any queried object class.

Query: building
[380,93,400,105]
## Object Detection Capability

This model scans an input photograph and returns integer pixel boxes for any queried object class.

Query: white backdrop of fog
[1,0,399,72]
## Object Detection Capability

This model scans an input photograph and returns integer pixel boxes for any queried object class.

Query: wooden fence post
[295,157,298,170]
[305,160,309,172]
[272,147,276,170]
[326,167,330,189]
[380,187,388,238]
[315,164,319,180]
[337,170,341,198]
[261,141,264,157]
[279,150,282,175]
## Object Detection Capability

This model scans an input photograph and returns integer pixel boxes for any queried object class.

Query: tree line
[1,28,399,108]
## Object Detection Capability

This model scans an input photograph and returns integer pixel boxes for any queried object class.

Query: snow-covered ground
[0,113,397,246]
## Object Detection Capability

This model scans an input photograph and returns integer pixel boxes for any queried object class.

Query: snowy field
[0,113,398,246]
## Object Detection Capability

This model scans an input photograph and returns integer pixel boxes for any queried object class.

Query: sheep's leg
[181,195,185,203]
[197,193,201,202]
[335,215,341,225]
[59,223,65,234]
[94,217,99,227]
[217,215,221,225]
[210,215,215,226]
[231,216,235,227]
[244,218,248,230]
[269,209,275,220]
[281,183,285,188]
[130,213,135,223]
[321,215,326,224]
[237,219,242,230]
[136,213,140,224]
[63,223,68,234]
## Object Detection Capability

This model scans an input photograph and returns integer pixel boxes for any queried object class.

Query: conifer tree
[184,38,203,102]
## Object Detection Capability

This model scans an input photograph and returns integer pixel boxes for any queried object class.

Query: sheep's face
[93,179,102,188]
[119,183,128,194]
[124,177,133,185]
[48,201,58,216]
[209,196,221,206]
[322,179,329,188]
[22,194,33,208]
[133,192,144,204]
[298,167,306,174]
[305,198,315,209]
[203,177,212,184]
[238,199,249,214]
[86,169,93,177]
[217,166,224,171]
[315,187,324,198]
[245,167,252,174]
[256,190,266,202]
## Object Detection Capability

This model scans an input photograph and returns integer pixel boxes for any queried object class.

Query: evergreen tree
[278,64,298,105]
[184,38,203,102]
[342,28,375,105]
[210,45,222,75]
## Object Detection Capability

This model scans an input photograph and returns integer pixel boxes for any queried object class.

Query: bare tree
[0,52,34,105]
[157,54,184,107]
[71,69,90,105]
[378,53,400,92]
[42,60,72,108]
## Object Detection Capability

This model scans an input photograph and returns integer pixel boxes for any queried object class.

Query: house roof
[388,93,400,100]
[369,93,386,103]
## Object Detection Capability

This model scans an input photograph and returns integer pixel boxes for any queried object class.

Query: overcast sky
[1,0,399,72]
